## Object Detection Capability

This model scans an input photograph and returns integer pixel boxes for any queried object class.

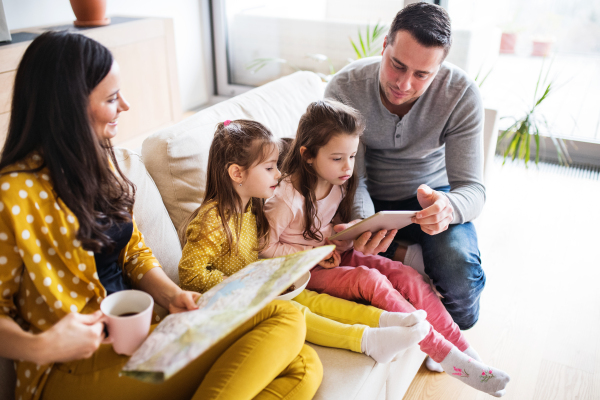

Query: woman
[0,31,322,400]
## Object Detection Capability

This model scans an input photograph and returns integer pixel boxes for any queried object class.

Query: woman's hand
[35,311,106,364]
[317,249,341,269]
[167,289,201,314]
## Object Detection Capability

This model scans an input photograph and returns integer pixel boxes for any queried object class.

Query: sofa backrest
[141,71,325,233]
[114,148,182,284]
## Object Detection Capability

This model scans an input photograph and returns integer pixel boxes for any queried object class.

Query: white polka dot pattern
[0,153,163,400]
[179,202,258,293]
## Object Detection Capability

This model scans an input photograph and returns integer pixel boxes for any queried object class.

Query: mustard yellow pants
[291,289,384,353]
[41,301,322,400]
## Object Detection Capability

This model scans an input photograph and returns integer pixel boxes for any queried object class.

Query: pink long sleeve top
[261,178,352,258]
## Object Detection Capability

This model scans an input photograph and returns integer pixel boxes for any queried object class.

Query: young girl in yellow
[178,119,430,363]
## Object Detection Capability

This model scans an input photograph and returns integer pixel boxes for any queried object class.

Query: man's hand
[332,220,397,256]
[412,184,454,235]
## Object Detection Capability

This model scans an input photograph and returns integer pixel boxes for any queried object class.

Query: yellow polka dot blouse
[179,202,258,293]
[0,153,162,400]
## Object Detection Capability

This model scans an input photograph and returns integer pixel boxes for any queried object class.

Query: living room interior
[0,0,599,399]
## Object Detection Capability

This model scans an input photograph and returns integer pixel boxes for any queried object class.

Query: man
[327,2,486,333]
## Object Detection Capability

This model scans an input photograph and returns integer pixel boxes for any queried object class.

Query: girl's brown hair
[179,119,277,254]
[280,99,365,242]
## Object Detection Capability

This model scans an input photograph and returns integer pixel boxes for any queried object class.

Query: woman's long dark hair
[280,99,364,242]
[179,120,277,254]
[0,31,135,253]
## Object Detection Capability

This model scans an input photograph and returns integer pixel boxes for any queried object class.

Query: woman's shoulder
[0,154,53,205]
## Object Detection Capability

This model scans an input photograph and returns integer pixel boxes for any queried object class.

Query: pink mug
[100,290,154,356]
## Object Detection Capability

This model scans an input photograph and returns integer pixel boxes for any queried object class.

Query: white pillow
[114,147,182,284]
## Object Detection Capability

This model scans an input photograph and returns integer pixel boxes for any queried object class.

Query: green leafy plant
[474,63,494,88]
[497,59,570,166]
[246,22,387,82]
[349,22,387,59]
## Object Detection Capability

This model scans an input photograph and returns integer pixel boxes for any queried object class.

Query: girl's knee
[270,300,307,332]
[296,345,323,396]
[354,265,384,279]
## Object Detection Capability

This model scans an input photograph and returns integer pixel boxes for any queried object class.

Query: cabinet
[0,17,182,146]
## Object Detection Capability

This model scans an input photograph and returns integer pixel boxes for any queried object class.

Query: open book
[122,245,334,383]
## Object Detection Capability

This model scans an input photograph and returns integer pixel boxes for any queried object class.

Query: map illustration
[122,245,334,382]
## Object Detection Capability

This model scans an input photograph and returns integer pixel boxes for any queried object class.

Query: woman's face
[88,61,130,141]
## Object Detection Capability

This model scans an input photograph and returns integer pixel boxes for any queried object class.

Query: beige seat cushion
[309,344,389,400]
[142,71,325,232]
[114,147,182,284]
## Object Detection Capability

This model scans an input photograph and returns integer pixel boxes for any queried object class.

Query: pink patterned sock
[439,347,510,397]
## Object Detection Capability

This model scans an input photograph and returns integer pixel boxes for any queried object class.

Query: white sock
[463,346,483,362]
[425,356,444,372]
[439,347,510,396]
[426,347,481,373]
[379,310,427,328]
[361,321,430,364]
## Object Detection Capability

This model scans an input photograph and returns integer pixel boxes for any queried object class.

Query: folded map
[121,245,334,382]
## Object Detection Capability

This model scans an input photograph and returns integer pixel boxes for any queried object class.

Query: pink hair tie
[224,120,231,126]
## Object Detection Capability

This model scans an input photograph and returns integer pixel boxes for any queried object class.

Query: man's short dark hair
[387,2,452,58]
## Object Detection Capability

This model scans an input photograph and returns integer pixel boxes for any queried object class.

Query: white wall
[3,0,211,111]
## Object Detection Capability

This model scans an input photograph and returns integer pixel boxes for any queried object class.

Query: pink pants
[306,249,469,362]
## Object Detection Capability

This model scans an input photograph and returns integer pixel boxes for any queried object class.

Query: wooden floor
[403,159,600,400]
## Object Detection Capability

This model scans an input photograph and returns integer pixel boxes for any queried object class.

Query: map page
[121,245,334,382]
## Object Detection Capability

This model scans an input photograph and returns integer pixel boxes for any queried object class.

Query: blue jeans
[372,186,486,330]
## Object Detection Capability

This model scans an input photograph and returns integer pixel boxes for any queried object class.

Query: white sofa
[1,70,499,399]
[134,70,427,400]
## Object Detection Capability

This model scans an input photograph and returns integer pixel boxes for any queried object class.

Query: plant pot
[500,32,517,54]
[531,41,553,57]
[69,0,110,27]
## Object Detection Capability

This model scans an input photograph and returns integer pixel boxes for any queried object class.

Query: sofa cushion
[142,71,325,232]
[114,147,182,284]
[309,344,389,400]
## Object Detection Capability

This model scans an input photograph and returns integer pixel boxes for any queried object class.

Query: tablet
[328,211,417,241]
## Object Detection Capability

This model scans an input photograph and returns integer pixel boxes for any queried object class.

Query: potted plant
[69,0,110,27]
[246,22,387,83]
[531,13,561,57]
[498,14,524,55]
[500,31,518,54]
[497,59,570,166]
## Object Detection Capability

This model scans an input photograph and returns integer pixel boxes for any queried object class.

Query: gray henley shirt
[325,56,485,224]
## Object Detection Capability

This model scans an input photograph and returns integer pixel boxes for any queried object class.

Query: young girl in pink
[261,100,510,397]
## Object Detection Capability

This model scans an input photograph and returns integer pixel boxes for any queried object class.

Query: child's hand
[167,290,201,314]
[317,249,341,269]
[328,233,354,252]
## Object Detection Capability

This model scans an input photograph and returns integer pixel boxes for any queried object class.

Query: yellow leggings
[291,290,384,353]
[41,301,322,400]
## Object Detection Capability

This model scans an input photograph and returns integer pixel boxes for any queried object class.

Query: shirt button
[395,134,400,138]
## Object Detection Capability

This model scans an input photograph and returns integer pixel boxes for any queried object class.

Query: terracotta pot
[500,32,517,54]
[69,0,110,27]
[531,41,553,57]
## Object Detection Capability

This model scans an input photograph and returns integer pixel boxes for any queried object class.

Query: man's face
[379,30,445,113]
